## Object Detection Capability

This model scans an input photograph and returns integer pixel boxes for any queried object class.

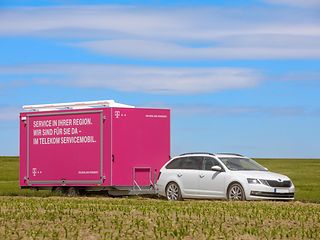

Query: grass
[0,156,52,197]
[1,156,320,201]
[0,197,319,239]
[255,158,320,202]
[0,156,319,239]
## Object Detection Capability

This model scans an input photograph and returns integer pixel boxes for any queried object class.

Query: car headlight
[247,178,260,184]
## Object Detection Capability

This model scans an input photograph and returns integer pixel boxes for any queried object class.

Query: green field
[1,197,319,239]
[1,156,319,201]
[255,158,320,202]
[0,157,319,239]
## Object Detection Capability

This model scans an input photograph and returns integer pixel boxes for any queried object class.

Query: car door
[197,157,226,198]
[176,156,202,196]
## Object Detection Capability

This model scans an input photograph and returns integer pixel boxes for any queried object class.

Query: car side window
[166,158,184,169]
[180,157,202,170]
[203,157,222,171]
[166,156,203,170]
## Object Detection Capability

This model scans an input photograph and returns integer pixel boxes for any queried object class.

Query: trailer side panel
[111,108,170,187]
[20,110,104,186]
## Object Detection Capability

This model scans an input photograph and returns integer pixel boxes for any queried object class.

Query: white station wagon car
[157,153,295,201]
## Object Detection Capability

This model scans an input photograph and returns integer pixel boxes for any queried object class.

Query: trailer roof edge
[23,100,135,111]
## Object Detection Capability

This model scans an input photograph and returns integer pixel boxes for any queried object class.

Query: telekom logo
[32,168,42,176]
[114,111,120,118]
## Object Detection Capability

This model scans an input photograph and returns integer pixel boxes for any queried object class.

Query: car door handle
[199,174,205,178]
[177,173,182,177]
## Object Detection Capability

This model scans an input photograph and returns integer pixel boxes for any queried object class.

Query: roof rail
[216,153,244,157]
[23,100,135,111]
[179,152,215,156]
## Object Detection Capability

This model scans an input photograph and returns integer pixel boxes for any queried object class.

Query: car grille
[251,191,294,199]
[265,180,292,188]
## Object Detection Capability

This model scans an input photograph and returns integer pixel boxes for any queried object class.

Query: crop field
[0,156,320,239]
[1,157,320,201]
[0,197,319,240]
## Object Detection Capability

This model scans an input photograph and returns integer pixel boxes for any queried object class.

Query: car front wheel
[166,182,182,201]
[227,183,245,200]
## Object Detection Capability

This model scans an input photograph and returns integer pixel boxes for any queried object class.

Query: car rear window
[166,158,183,169]
[166,157,202,170]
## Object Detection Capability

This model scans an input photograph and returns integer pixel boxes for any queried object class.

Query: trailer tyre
[166,182,182,201]
[67,187,79,197]
[52,187,65,195]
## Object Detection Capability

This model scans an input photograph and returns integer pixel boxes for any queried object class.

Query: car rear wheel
[166,182,182,201]
[227,183,245,201]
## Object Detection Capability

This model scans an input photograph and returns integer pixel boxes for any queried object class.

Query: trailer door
[26,110,103,186]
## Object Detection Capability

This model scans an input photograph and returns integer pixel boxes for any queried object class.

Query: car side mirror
[211,166,222,171]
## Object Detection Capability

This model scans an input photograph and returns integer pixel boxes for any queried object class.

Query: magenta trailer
[20,100,170,195]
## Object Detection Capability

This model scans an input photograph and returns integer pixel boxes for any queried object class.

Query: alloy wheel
[166,183,181,201]
[228,184,245,200]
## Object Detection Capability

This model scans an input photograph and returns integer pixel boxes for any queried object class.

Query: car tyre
[166,182,182,201]
[227,183,245,201]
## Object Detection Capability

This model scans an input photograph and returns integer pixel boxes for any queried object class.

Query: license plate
[274,188,289,193]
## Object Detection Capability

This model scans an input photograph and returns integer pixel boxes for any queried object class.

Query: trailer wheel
[67,187,79,197]
[52,187,65,195]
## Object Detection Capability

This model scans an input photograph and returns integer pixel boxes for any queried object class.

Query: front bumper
[245,184,295,200]
[250,191,294,199]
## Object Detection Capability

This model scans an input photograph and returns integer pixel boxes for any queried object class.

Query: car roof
[176,152,245,158]
[215,153,245,158]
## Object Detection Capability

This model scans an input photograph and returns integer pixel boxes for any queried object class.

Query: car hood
[233,171,291,181]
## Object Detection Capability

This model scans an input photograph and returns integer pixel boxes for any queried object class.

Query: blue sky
[0,0,319,157]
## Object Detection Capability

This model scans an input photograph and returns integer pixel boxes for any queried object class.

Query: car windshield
[219,157,267,171]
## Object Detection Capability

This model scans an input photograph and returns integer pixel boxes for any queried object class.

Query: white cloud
[263,0,320,8]
[79,39,320,60]
[0,64,261,94]
[0,6,186,37]
[0,5,319,60]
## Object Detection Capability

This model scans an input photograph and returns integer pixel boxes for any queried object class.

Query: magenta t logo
[32,168,37,176]
[114,111,120,118]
